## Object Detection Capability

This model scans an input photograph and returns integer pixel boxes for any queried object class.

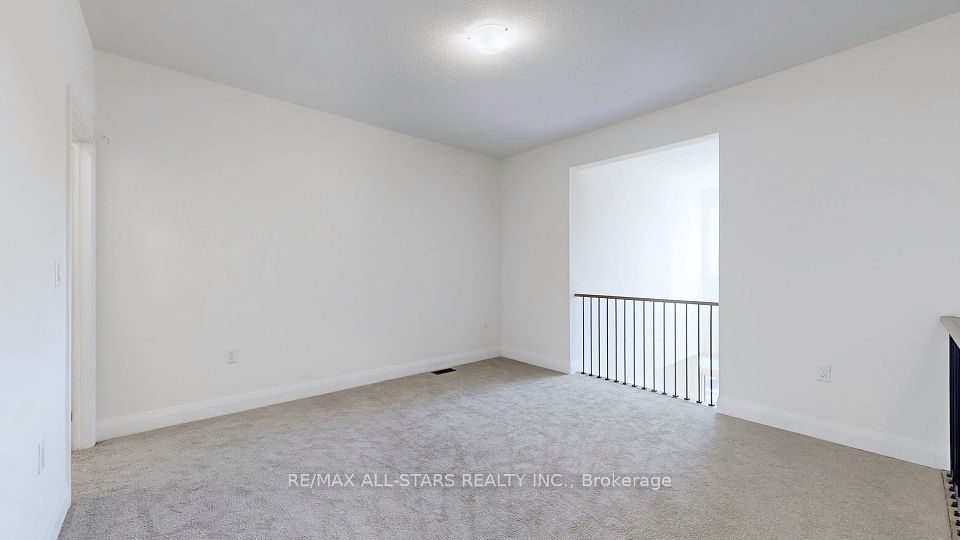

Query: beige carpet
[61,358,949,539]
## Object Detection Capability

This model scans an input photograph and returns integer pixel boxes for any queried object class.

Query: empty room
[4,0,960,538]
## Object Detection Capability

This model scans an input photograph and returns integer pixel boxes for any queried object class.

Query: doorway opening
[569,134,719,404]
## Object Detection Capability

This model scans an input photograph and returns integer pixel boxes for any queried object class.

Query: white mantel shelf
[942,316,960,344]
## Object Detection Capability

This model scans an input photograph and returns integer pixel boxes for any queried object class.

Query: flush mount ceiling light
[466,24,516,55]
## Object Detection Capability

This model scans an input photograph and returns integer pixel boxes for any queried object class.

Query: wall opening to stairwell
[569,134,720,403]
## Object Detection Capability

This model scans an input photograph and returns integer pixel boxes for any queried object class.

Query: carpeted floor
[61,358,949,539]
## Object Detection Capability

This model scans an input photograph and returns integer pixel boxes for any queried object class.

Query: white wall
[501,13,960,467]
[0,0,96,538]
[95,52,500,438]
[571,136,720,301]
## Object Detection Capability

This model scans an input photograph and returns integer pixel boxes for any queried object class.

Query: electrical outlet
[37,441,46,474]
[816,365,831,382]
[484,320,489,329]
[226,348,239,364]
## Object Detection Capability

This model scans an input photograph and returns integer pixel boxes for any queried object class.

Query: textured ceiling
[79,0,960,157]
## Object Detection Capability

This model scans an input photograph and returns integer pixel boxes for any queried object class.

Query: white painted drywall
[570,136,719,301]
[501,13,960,468]
[94,52,500,436]
[0,0,96,538]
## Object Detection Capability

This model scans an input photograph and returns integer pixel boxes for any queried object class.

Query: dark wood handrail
[574,293,719,307]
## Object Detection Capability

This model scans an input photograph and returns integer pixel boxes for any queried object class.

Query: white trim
[718,397,947,469]
[96,348,500,441]
[41,483,70,540]
[67,90,97,451]
[500,347,570,374]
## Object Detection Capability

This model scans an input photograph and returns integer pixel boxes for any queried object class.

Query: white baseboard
[500,347,570,374]
[42,482,70,540]
[718,396,948,469]
[97,347,499,441]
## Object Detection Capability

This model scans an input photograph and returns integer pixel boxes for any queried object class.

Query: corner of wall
[500,347,571,374]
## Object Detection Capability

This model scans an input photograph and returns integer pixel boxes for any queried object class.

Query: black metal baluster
[597,299,602,379]
[709,305,715,407]
[696,305,702,404]
[651,302,657,393]
[581,297,586,374]
[661,302,667,395]
[614,299,619,382]
[673,302,678,397]
[589,298,594,376]
[605,298,610,381]
[631,300,636,387]
[684,303,690,400]
[622,299,627,385]
[641,301,647,389]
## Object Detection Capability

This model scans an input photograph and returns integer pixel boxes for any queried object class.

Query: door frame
[66,90,96,451]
